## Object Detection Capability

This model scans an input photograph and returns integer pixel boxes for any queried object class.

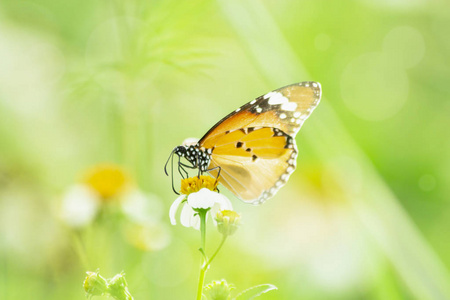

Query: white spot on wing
[281,102,297,111]
[279,113,286,119]
[250,99,257,105]
[256,107,262,113]
[294,112,301,118]
[263,92,276,99]
[268,92,289,105]
[235,107,241,112]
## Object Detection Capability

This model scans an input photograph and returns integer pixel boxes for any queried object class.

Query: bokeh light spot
[341,52,409,121]
[382,26,425,69]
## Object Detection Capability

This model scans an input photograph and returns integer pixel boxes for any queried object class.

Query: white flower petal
[191,214,201,230]
[172,188,233,230]
[169,195,185,225]
[180,203,198,228]
[187,188,216,209]
[209,194,232,225]
[215,193,233,210]
[60,185,100,228]
[210,206,220,225]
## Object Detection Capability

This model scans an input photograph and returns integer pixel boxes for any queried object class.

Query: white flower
[121,190,163,225]
[169,188,232,230]
[60,185,100,227]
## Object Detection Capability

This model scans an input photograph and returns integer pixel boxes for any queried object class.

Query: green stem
[197,267,206,300]
[196,210,208,300]
[196,234,228,300]
[200,211,206,252]
[204,235,227,269]
[72,231,90,270]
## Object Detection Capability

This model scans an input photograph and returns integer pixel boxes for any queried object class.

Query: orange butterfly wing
[199,82,321,204]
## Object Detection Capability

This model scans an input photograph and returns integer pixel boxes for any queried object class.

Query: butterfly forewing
[198,81,321,204]
[199,81,321,148]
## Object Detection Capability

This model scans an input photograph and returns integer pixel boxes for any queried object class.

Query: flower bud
[216,210,241,236]
[83,271,108,296]
[108,273,133,300]
[204,279,234,300]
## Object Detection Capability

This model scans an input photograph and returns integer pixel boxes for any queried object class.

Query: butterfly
[165,82,321,205]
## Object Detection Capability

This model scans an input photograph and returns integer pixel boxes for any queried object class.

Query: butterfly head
[174,145,188,157]
[174,145,196,164]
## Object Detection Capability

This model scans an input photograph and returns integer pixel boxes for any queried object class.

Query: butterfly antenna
[171,150,179,195]
[164,148,176,176]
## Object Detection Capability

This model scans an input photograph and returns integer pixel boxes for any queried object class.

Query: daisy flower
[169,176,232,230]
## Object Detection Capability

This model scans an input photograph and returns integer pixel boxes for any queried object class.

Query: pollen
[83,164,130,199]
[180,175,219,195]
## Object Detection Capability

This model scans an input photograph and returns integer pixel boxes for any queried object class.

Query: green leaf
[234,284,277,300]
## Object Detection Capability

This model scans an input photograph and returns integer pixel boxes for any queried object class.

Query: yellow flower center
[83,164,130,199]
[180,176,219,195]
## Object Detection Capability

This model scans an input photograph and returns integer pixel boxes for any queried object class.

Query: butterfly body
[174,145,211,172]
[168,81,321,205]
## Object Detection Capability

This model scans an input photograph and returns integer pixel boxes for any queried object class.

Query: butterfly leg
[206,165,222,187]
[178,157,189,179]
[197,156,201,178]
[178,162,197,177]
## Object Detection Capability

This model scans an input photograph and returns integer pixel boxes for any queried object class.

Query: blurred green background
[1,0,449,299]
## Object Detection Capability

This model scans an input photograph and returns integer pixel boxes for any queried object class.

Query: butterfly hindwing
[207,127,297,204]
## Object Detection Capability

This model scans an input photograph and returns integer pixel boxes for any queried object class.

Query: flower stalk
[195,208,235,299]
[196,209,208,300]
[169,176,238,300]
